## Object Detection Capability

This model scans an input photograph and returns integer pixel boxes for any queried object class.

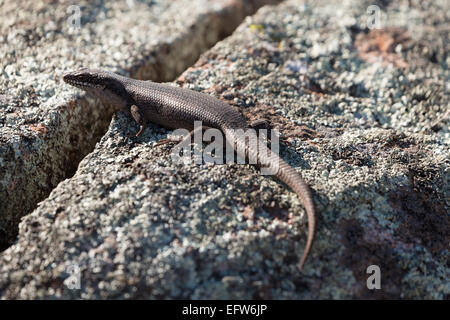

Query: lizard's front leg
[130,105,147,137]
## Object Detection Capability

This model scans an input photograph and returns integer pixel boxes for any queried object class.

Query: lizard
[63,68,316,271]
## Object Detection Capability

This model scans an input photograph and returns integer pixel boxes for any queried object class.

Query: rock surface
[0,0,448,299]
[0,0,282,250]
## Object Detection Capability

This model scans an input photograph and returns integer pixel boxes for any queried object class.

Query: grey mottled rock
[0,0,282,250]
[0,0,448,299]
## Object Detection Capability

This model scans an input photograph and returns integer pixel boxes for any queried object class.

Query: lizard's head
[63,68,113,90]
[63,68,131,106]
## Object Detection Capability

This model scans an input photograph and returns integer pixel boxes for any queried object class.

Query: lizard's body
[63,68,316,270]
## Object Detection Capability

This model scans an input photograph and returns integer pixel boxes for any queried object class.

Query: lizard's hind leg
[250,118,273,141]
[250,119,271,131]
[154,125,210,147]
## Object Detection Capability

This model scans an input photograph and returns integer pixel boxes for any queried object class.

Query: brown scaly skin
[63,68,316,270]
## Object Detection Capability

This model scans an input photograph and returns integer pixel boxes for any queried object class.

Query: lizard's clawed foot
[136,125,146,137]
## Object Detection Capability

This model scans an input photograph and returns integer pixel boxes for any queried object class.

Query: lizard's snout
[62,73,71,83]
[62,68,97,89]
[62,71,78,84]
[62,67,90,82]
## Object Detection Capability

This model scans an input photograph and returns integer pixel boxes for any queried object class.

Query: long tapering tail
[225,128,316,270]
[276,158,316,270]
